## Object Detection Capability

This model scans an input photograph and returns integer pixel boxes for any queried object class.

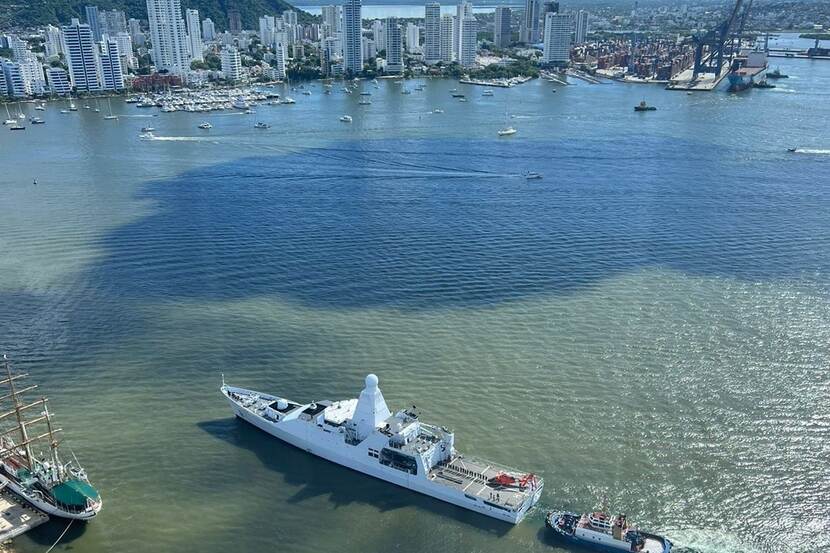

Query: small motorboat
[482,90,494,96]
[787,147,797,153]
[767,67,789,79]
[10,123,25,130]
[451,93,465,98]
[103,114,117,120]
[498,127,517,137]
[3,118,16,125]
[525,172,543,180]
[634,100,656,112]
[60,109,69,114]
[198,122,212,129]
[139,131,155,139]
[254,122,270,129]
[34,104,45,111]
[30,117,45,124]
[339,115,352,123]
[282,97,296,104]
[141,126,155,132]
[302,91,311,95]
[359,100,371,105]
[433,108,444,114]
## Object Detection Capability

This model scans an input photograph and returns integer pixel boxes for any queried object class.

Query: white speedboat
[221,374,543,524]
[498,127,517,136]
[340,115,352,123]
[254,122,270,129]
[139,131,155,139]
[433,108,444,114]
[141,126,155,132]
[198,122,212,129]
[282,97,296,104]
[482,90,494,96]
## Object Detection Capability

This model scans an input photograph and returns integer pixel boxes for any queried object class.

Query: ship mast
[1,355,35,469]
[43,400,62,476]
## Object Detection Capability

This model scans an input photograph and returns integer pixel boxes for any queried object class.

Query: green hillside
[1,0,313,30]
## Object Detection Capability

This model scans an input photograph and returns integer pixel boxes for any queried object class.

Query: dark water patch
[82,137,830,311]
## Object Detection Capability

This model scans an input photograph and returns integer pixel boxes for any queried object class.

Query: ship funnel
[349,373,391,441]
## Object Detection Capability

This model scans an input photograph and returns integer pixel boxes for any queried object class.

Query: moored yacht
[221,374,543,524]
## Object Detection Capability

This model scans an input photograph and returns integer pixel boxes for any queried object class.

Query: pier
[0,489,49,542]
[666,64,731,91]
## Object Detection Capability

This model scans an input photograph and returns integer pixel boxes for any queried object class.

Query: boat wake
[792,148,830,155]
[145,135,219,142]
[663,528,762,553]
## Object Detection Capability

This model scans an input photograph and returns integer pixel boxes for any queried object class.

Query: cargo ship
[221,374,543,524]
[728,50,768,92]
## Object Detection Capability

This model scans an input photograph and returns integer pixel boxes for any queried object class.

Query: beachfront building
[146,0,191,75]
[385,17,403,73]
[459,14,477,68]
[424,3,441,64]
[186,9,204,61]
[343,0,363,74]
[61,18,101,91]
[221,47,242,82]
[542,12,572,65]
[439,14,455,63]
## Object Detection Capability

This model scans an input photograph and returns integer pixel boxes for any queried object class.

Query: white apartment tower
[186,9,204,61]
[61,18,101,91]
[342,0,363,74]
[100,38,125,90]
[424,3,441,64]
[542,12,572,64]
[273,39,287,79]
[221,47,242,81]
[146,0,191,75]
[405,23,420,53]
[459,14,477,68]
[439,14,454,63]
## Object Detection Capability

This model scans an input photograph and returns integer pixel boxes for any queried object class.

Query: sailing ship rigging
[0,355,101,520]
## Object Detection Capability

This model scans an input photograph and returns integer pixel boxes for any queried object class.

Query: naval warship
[221,374,543,524]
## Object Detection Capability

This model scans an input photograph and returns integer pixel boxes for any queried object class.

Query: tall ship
[546,509,672,553]
[221,374,543,524]
[728,49,768,91]
[0,355,102,520]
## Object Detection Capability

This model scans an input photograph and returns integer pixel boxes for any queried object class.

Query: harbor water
[0,42,828,552]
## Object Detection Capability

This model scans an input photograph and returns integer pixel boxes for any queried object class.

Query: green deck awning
[51,479,100,507]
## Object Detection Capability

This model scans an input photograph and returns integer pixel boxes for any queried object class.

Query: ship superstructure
[221,374,543,524]
[546,510,671,553]
[0,355,101,520]
[728,49,768,91]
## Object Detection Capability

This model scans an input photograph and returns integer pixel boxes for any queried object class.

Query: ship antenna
[221,373,225,387]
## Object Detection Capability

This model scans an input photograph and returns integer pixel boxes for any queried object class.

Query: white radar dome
[276,399,288,410]
[365,374,379,389]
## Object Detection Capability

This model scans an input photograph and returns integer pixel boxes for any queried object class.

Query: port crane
[691,0,754,78]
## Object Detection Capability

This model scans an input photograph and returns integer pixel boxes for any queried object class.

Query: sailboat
[0,355,102,520]
[498,97,516,136]
[16,102,25,119]
[68,94,77,111]
[103,98,117,120]
[3,104,16,125]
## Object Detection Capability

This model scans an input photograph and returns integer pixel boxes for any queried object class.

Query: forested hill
[1,0,312,30]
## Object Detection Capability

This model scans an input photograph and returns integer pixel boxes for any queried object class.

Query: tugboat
[221,374,543,524]
[767,67,789,79]
[0,356,102,520]
[634,100,656,112]
[546,509,671,553]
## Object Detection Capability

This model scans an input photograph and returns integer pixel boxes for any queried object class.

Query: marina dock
[666,64,731,91]
[0,489,49,542]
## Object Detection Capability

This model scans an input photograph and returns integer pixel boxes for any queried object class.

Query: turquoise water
[1,43,828,553]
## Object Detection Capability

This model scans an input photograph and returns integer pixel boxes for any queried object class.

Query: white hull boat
[221,374,543,524]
